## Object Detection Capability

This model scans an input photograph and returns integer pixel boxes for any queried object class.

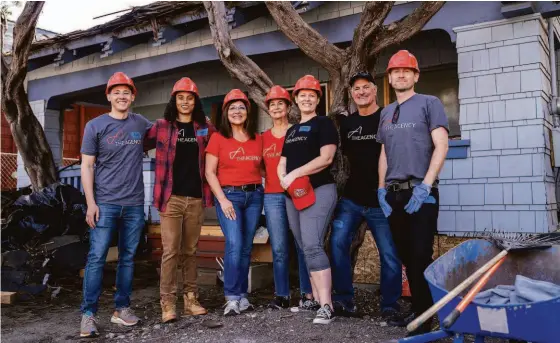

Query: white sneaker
[223,300,240,316]
[239,297,254,312]
[313,304,335,325]
[299,298,320,311]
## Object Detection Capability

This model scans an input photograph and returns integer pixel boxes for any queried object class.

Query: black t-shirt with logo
[339,109,383,207]
[172,121,202,198]
[281,115,339,189]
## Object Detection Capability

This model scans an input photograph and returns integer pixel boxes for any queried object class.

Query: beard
[393,84,414,93]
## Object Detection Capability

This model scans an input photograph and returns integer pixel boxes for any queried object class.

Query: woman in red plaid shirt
[145,77,216,323]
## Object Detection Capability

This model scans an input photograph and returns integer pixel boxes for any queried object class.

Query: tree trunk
[203,1,273,112]
[1,2,58,191]
[267,1,444,275]
[207,1,444,276]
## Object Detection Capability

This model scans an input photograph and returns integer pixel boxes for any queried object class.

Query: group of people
[78,49,449,338]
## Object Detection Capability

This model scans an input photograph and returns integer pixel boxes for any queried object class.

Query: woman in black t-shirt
[278,75,339,324]
[145,78,216,322]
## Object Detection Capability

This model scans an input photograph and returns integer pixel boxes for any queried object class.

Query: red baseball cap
[288,176,316,210]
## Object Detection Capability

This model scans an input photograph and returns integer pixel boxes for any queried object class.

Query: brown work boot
[160,296,177,323]
[183,292,207,316]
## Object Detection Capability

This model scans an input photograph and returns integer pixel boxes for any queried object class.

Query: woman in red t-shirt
[262,86,313,310]
[205,89,263,316]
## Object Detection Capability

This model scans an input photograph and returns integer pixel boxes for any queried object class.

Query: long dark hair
[163,94,206,125]
[219,101,256,140]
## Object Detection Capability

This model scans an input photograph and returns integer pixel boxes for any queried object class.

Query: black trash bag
[3,182,88,248]
[49,241,89,273]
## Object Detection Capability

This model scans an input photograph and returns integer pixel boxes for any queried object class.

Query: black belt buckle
[241,184,259,192]
[387,181,411,192]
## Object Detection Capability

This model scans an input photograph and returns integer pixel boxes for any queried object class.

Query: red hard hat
[106,72,137,95]
[293,75,322,97]
[265,85,291,106]
[222,89,250,112]
[386,50,419,73]
[171,77,199,97]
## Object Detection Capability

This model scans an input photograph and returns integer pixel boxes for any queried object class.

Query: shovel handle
[442,254,507,328]
[406,249,509,332]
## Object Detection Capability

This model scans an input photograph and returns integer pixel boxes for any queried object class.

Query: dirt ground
[1,262,509,343]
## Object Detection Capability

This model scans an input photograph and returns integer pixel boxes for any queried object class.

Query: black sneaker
[382,309,414,327]
[268,296,290,310]
[333,300,357,317]
[299,298,321,311]
[313,304,335,324]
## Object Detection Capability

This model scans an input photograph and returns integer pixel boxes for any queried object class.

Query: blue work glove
[404,183,432,214]
[377,188,392,218]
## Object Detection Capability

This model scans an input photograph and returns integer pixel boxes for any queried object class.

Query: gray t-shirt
[81,113,153,206]
[377,94,449,184]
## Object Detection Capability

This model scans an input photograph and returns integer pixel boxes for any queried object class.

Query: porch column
[438,14,557,233]
[17,99,63,188]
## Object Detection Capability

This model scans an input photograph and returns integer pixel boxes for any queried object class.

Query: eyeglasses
[392,104,400,124]
[229,106,247,112]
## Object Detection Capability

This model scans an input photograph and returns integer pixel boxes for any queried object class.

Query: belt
[222,184,261,192]
[386,180,438,192]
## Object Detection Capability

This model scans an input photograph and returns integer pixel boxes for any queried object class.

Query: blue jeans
[215,187,263,301]
[264,193,312,297]
[81,204,145,314]
[330,197,402,311]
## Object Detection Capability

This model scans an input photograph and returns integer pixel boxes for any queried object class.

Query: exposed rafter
[25,2,266,70]
[294,1,325,14]
[152,25,187,47]
[100,37,134,58]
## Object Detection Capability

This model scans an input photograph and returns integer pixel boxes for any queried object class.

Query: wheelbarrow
[398,239,560,343]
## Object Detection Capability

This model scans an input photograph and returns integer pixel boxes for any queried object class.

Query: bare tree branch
[370,1,445,57]
[350,1,394,69]
[203,1,273,111]
[1,1,58,190]
[265,1,345,75]
[2,2,43,103]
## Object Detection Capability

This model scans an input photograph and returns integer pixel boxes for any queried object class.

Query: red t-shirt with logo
[262,129,285,193]
[205,133,263,186]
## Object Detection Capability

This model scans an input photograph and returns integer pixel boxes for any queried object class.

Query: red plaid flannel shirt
[145,119,216,212]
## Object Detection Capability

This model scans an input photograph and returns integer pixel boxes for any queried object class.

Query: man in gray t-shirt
[377,50,449,336]
[81,112,152,205]
[377,94,449,184]
[79,72,152,338]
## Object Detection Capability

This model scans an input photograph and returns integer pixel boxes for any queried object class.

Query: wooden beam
[79,105,85,154]
[383,75,390,106]
[1,291,16,304]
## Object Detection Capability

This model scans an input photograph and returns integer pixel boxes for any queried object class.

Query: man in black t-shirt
[330,72,403,322]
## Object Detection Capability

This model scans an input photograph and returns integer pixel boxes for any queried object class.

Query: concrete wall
[441,14,557,233]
